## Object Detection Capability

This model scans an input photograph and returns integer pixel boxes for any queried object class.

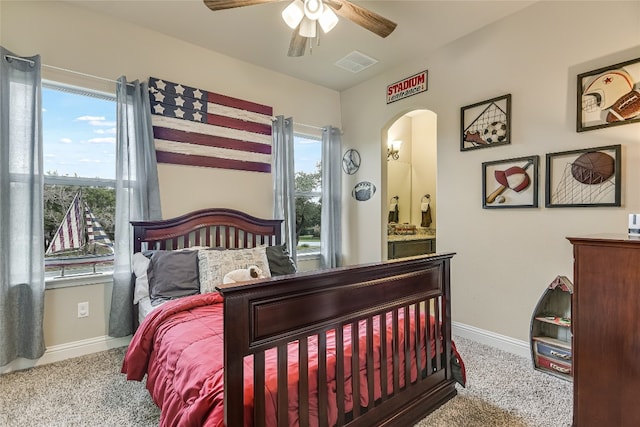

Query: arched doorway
[382,109,437,260]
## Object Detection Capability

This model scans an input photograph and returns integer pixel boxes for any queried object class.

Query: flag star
[175,84,185,95]
[193,100,203,110]
[149,86,157,93]
[155,79,166,91]
[175,108,185,119]
[153,104,165,114]
[153,91,165,102]
[175,96,185,107]
[193,111,202,122]
[193,89,203,99]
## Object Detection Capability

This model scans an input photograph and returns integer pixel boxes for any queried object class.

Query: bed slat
[366,317,374,410]
[318,332,328,427]
[404,304,411,389]
[254,351,266,427]
[298,338,309,426]
[392,308,400,393]
[380,311,388,401]
[277,344,288,427]
[335,326,345,426]
[415,303,423,379]
[351,321,361,419]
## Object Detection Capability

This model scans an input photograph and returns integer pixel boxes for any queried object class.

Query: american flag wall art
[148,77,273,173]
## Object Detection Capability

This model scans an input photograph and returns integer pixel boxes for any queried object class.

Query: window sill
[45,271,113,290]
[297,252,320,261]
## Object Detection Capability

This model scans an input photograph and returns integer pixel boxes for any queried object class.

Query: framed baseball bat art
[482,155,539,209]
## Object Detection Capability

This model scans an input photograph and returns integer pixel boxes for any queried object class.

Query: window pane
[294,134,321,255]
[43,86,116,278]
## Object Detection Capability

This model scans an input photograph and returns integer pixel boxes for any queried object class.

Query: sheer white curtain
[109,77,162,337]
[272,116,296,260]
[0,47,45,366]
[320,126,342,268]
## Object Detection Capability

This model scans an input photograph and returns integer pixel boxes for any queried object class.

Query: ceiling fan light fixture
[299,16,317,38]
[282,0,305,29]
[303,0,323,20]
[318,6,338,33]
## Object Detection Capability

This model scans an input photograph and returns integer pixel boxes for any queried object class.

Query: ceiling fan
[202,0,397,57]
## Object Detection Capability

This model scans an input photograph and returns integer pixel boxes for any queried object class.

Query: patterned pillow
[198,246,271,293]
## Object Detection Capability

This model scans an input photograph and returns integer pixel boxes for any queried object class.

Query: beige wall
[340,1,640,342]
[44,281,111,346]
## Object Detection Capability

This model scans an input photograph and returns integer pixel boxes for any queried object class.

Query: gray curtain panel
[320,126,342,268]
[0,47,46,366]
[272,116,297,260]
[109,77,162,337]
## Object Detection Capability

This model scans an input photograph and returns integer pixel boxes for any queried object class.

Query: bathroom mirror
[387,161,411,224]
[385,110,437,230]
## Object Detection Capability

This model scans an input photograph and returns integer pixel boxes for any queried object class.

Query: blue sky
[294,134,321,174]
[42,87,117,180]
[42,87,320,178]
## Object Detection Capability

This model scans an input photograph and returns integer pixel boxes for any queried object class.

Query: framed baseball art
[577,57,640,132]
[482,155,538,209]
[546,145,621,208]
[461,94,511,151]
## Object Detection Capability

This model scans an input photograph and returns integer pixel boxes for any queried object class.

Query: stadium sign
[386,70,428,104]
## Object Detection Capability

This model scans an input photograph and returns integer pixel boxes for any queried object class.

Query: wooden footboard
[217,253,457,427]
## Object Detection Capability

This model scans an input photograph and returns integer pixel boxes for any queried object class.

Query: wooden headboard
[131,208,282,253]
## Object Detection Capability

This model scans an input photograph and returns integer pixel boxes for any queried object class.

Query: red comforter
[122,293,447,427]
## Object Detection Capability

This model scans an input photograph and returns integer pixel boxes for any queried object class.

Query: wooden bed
[123,208,460,427]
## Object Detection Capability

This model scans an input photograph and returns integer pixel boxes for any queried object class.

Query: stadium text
[386,71,428,104]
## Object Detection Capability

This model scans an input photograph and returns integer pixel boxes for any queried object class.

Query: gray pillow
[266,245,297,276]
[147,250,200,306]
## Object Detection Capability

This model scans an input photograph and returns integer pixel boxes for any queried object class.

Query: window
[42,83,116,278]
[294,133,321,256]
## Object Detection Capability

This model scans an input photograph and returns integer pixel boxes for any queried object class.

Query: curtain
[320,126,342,269]
[109,77,162,337]
[272,116,296,261]
[0,47,45,366]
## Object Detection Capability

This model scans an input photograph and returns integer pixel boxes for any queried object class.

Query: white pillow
[198,247,271,294]
[132,252,151,304]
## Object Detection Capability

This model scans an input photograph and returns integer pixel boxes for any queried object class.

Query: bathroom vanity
[388,234,436,259]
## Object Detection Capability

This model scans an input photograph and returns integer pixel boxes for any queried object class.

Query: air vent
[334,51,378,73]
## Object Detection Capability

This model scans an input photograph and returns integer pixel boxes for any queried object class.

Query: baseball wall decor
[482,155,538,209]
[546,145,621,207]
[577,57,640,132]
[461,94,511,151]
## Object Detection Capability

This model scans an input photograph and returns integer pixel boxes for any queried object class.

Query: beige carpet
[0,336,572,426]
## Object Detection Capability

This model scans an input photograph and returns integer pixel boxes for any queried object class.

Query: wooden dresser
[567,235,640,427]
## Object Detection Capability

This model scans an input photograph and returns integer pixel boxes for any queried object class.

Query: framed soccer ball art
[461,94,511,151]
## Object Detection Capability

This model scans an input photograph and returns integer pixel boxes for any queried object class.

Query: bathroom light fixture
[387,140,402,161]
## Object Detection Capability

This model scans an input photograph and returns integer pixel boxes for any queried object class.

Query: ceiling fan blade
[288,28,307,57]
[327,0,397,38]
[203,0,279,12]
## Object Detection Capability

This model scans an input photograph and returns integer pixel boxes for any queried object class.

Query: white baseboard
[452,321,531,359]
[1,335,131,374]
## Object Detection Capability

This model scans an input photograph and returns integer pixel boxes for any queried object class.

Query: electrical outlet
[77,301,89,318]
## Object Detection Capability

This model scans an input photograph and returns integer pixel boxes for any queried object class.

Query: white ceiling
[67,0,536,91]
